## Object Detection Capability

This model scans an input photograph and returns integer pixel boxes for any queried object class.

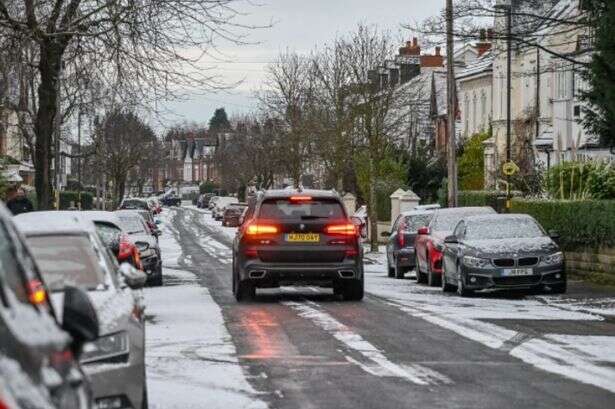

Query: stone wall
[565,248,615,286]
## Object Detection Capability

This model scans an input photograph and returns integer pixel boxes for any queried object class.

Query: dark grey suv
[441,214,566,296]
[232,189,364,301]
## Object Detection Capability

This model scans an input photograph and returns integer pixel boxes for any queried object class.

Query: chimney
[420,46,444,68]
[399,37,421,56]
[476,28,493,57]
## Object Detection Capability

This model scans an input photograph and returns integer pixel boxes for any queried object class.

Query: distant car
[208,196,221,211]
[441,214,566,296]
[385,210,435,279]
[232,189,364,301]
[213,197,239,220]
[116,210,163,286]
[118,198,150,211]
[75,211,144,271]
[222,203,248,227]
[0,203,97,409]
[147,197,162,214]
[160,194,181,207]
[14,211,148,409]
[415,206,496,286]
[197,193,214,209]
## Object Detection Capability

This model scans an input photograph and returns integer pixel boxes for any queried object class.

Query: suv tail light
[245,223,278,236]
[325,223,357,236]
[398,230,405,247]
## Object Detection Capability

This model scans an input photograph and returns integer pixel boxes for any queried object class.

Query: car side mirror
[549,230,560,242]
[119,262,147,289]
[62,286,99,352]
[444,235,458,244]
[350,217,368,239]
[418,227,430,235]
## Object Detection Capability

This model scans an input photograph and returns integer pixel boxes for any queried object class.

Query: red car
[415,207,495,286]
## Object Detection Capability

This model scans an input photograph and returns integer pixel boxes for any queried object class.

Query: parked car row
[0,196,167,409]
[385,205,567,296]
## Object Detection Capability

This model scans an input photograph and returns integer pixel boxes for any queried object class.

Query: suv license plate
[503,268,533,276]
[286,233,320,243]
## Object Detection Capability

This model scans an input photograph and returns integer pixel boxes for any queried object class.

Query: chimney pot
[487,28,494,40]
[479,28,487,41]
[435,46,441,56]
[413,37,418,47]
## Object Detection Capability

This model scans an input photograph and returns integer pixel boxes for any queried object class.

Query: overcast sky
[159,0,443,129]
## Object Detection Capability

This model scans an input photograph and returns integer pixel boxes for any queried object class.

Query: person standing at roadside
[6,187,34,215]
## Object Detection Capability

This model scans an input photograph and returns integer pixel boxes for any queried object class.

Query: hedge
[511,199,615,250]
[59,191,94,210]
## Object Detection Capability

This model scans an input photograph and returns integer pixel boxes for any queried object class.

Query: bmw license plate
[286,233,320,243]
[503,268,533,276]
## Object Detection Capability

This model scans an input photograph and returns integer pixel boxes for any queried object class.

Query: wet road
[146,207,615,409]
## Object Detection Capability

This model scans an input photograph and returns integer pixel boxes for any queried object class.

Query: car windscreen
[465,218,545,240]
[0,223,29,304]
[121,200,147,209]
[432,209,493,232]
[259,198,345,220]
[403,214,432,232]
[95,222,122,247]
[25,235,106,292]
[118,216,146,234]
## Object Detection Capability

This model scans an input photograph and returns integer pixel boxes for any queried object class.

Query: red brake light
[246,223,279,235]
[27,280,47,305]
[0,398,12,409]
[325,223,357,236]
[289,196,312,202]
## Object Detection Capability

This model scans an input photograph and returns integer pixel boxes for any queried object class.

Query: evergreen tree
[208,108,231,135]
[581,0,615,147]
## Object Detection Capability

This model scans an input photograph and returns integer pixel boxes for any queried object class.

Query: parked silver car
[14,212,148,409]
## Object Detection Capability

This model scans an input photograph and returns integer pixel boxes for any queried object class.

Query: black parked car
[385,210,434,279]
[0,202,99,409]
[232,189,364,301]
[441,214,566,296]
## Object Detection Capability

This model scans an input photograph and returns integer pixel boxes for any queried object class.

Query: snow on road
[144,209,267,409]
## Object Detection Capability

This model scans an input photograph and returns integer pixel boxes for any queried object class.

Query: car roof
[463,214,536,223]
[262,189,340,199]
[14,211,93,237]
[71,210,122,227]
[433,206,495,216]
[400,209,436,217]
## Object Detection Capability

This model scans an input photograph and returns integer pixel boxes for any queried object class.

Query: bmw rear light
[245,223,279,235]
[325,223,357,236]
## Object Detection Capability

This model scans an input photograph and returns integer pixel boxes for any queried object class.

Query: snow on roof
[456,51,494,81]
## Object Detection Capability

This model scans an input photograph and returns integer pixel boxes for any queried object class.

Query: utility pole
[446,0,458,207]
[506,3,512,163]
[77,108,82,209]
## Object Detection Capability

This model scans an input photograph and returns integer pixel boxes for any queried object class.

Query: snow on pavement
[145,209,267,409]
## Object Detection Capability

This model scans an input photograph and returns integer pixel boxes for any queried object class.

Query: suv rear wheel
[342,277,364,301]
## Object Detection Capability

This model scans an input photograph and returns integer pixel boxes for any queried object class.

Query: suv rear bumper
[240,260,362,287]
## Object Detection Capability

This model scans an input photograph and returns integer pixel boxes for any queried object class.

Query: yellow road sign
[502,161,520,177]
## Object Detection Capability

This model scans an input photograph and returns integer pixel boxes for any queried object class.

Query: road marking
[284,301,452,385]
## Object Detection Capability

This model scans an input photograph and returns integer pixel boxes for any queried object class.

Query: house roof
[456,50,494,81]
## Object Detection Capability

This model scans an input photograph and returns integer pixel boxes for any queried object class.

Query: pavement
[144,206,615,409]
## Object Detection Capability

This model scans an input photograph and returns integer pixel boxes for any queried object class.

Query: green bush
[458,132,490,190]
[199,181,218,194]
[457,190,519,213]
[59,191,94,210]
[511,199,615,250]
[546,160,615,200]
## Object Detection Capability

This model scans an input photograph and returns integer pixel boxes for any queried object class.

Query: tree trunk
[34,42,62,210]
[368,156,379,252]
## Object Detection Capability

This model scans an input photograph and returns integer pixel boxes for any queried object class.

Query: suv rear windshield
[403,214,432,232]
[121,200,148,209]
[259,198,345,220]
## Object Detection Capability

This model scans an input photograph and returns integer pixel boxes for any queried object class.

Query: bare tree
[258,51,315,186]
[0,0,261,209]
[341,24,403,251]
